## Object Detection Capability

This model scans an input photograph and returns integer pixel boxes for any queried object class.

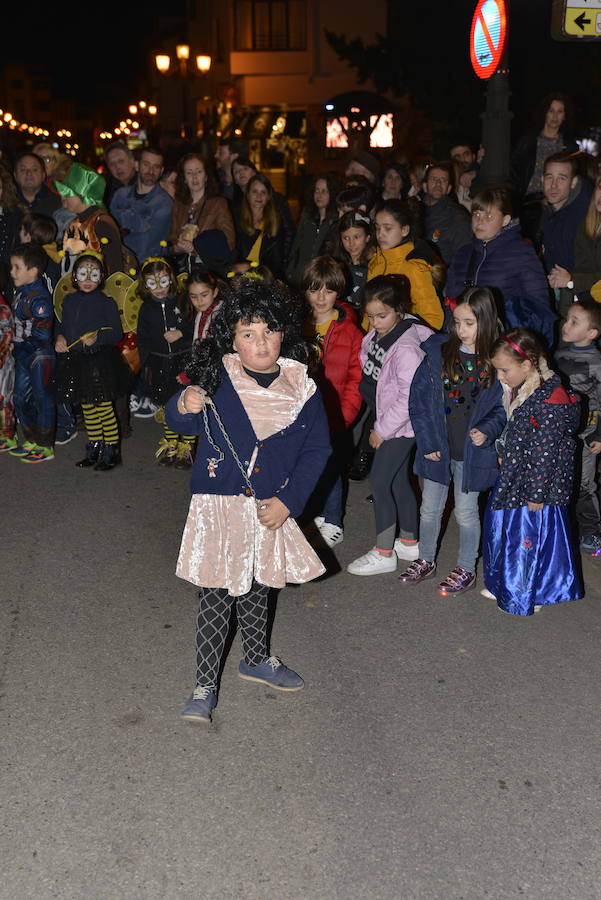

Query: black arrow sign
[575,11,591,29]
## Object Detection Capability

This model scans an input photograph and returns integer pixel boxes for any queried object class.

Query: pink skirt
[176,494,325,596]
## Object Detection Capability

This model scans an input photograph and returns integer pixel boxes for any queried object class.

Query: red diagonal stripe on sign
[478,8,497,57]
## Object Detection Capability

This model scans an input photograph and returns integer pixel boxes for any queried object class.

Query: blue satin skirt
[483,499,582,616]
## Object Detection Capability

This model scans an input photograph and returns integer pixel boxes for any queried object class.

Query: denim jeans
[419,460,481,572]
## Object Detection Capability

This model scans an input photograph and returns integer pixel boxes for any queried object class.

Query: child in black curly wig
[165,278,331,723]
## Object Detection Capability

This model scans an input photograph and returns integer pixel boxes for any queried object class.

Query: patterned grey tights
[195,581,269,689]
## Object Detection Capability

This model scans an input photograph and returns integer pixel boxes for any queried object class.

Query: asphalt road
[2,419,601,900]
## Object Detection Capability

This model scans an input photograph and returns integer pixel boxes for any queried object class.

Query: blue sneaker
[238,657,304,691]
[180,685,216,722]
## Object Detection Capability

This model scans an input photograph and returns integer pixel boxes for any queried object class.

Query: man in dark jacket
[540,152,592,318]
[422,162,472,266]
[14,153,60,218]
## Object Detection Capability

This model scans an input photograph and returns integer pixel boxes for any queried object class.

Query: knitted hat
[347,150,380,183]
[54,163,106,208]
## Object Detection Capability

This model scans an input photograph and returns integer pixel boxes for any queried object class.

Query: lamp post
[154,45,212,141]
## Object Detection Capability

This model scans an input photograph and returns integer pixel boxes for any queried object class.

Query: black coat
[510,130,579,202]
[236,225,287,279]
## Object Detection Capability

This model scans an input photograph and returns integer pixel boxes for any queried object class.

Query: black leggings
[369,436,418,551]
[195,581,269,690]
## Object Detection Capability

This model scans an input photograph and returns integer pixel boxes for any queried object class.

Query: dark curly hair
[185,278,307,395]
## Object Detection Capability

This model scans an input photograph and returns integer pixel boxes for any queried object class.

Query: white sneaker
[318,521,344,547]
[129,396,142,413]
[480,588,496,600]
[314,516,325,528]
[393,539,419,561]
[134,398,159,419]
[347,548,397,576]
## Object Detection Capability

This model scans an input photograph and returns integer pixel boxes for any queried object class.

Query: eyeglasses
[471,210,498,221]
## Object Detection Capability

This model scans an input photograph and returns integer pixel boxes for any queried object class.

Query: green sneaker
[8,440,36,457]
[21,446,54,464]
[0,436,18,453]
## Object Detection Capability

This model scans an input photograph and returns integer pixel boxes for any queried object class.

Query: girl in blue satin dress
[483,329,582,615]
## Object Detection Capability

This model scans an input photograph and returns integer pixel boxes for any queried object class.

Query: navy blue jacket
[60,289,122,350]
[445,220,555,345]
[165,365,331,517]
[492,375,580,508]
[409,333,506,492]
[541,178,592,273]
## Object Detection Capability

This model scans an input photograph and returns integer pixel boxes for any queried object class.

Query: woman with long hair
[286,173,340,286]
[573,175,601,297]
[510,92,578,242]
[234,172,288,278]
[168,153,235,263]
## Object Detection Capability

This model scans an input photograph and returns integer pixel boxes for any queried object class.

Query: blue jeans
[419,460,481,572]
[14,349,56,443]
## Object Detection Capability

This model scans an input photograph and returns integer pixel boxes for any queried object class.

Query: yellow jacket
[368,242,443,330]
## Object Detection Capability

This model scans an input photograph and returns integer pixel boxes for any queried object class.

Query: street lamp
[155,45,212,139]
[155,54,170,74]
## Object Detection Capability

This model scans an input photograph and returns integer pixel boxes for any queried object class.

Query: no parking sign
[470,0,508,79]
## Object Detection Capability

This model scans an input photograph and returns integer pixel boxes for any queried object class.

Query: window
[235,0,306,50]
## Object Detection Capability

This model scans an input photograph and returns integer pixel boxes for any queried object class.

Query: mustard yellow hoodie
[368,242,444,330]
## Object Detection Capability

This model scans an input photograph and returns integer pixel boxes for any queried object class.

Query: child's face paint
[145,270,171,299]
[75,262,102,293]
[233,319,282,373]
[491,350,534,389]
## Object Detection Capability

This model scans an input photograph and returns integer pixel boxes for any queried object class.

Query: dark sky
[3,0,601,135]
[1,1,180,105]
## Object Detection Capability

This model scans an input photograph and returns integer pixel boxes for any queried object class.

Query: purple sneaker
[438,566,476,596]
[399,558,437,583]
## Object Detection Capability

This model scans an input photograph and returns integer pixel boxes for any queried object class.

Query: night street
[2,420,601,900]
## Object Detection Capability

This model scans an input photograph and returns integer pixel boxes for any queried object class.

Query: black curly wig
[185,278,307,395]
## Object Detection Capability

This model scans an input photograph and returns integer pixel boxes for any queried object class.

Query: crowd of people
[1,91,601,720]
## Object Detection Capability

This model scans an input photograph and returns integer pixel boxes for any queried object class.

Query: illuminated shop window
[370,114,393,149]
[326,117,348,149]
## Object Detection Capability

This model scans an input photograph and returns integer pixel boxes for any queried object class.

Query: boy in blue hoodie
[9,243,56,462]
